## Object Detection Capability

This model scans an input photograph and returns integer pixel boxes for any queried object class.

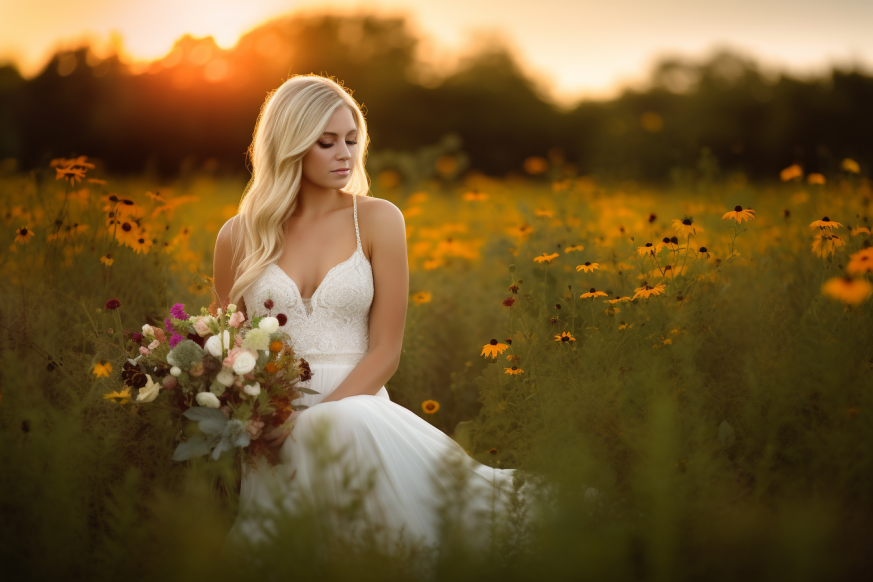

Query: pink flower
[148,339,160,350]
[153,327,166,342]
[223,347,245,368]
[245,419,265,440]
[139,346,151,356]
[228,310,246,328]
[193,318,211,336]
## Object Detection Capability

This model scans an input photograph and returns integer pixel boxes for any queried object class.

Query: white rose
[170,366,182,377]
[204,330,231,358]
[227,303,237,313]
[136,374,161,403]
[196,391,221,408]
[216,367,235,386]
[258,316,280,333]
[243,381,261,396]
[232,350,257,375]
[142,324,154,336]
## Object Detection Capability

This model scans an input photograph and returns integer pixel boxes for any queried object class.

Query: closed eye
[318,141,358,148]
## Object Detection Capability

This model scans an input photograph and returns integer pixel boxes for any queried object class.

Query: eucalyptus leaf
[296,387,321,395]
[172,435,212,461]
[182,406,228,422]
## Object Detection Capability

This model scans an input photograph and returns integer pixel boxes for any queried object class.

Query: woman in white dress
[212,75,536,554]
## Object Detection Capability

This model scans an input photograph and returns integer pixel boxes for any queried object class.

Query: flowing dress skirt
[225,361,534,552]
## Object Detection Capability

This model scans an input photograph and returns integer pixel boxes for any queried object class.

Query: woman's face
[300,105,358,190]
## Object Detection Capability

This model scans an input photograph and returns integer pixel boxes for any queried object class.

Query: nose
[337,142,352,160]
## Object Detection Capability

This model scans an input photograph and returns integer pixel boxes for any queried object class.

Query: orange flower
[554,331,576,342]
[807,173,826,185]
[422,400,440,414]
[462,191,489,201]
[14,226,34,244]
[780,164,803,181]
[564,244,585,253]
[523,156,548,174]
[633,283,667,299]
[637,243,655,256]
[580,288,608,299]
[672,217,703,237]
[504,366,524,375]
[809,217,842,230]
[821,276,872,306]
[412,291,432,305]
[841,158,860,173]
[481,339,510,358]
[811,233,845,257]
[92,361,113,378]
[533,252,559,263]
[722,205,756,223]
[576,262,600,273]
[270,341,284,353]
[846,249,873,275]
[102,387,131,404]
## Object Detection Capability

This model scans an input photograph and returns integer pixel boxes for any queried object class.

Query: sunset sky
[1,0,871,106]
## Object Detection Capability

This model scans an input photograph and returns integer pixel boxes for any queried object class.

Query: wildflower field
[1,156,872,581]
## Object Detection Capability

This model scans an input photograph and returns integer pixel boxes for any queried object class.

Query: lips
[332,168,350,173]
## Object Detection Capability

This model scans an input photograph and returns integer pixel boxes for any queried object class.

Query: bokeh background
[1,0,872,181]
[2,3,873,581]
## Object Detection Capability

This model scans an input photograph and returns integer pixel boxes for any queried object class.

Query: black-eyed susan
[533,252,559,263]
[807,173,826,185]
[656,236,681,253]
[580,288,608,299]
[608,296,633,304]
[14,226,34,244]
[576,261,600,273]
[633,283,667,300]
[618,321,634,330]
[821,276,873,306]
[850,226,871,236]
[809,217,842,230]
[100,253,114,266]
[811,233,845,257]
[481,339,509,358]
[103,387,131,404]
[92,361,113,378]
[506,353,521,363]
[847,249,873,275]
[421,400,440,414]
[672,216,703,237]
[504,366,524,375]
[722,205,756,223]
[637,242,655,256]
[554,331,576,342]
[129,230,154,254]
[564,244,585,253]
[411,291,432,305]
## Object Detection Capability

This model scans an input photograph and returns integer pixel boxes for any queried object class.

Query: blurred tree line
[0,11,870,183]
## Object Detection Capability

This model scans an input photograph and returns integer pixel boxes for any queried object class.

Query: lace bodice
[242,193,374,365]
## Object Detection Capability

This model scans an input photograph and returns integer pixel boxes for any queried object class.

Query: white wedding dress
[226,193,535,553]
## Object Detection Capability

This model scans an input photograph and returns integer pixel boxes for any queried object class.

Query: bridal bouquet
[118,301,316,467]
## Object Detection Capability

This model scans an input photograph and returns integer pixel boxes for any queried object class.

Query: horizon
[1,0,871,108]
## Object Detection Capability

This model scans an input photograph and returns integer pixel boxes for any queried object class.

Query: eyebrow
[322,129,358,136]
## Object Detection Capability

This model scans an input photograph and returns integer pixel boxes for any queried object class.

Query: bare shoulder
[354,195,406,259]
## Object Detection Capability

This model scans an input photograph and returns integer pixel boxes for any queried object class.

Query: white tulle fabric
[228,193,528,552]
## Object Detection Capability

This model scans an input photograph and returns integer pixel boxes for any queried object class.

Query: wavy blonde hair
[228,75,370,308]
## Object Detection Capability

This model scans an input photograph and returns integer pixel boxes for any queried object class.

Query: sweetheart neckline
[270,247,371,320]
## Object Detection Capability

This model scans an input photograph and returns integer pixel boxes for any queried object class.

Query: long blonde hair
[228,75,370,307]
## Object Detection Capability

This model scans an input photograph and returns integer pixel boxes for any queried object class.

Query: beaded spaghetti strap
[353,193,362,252]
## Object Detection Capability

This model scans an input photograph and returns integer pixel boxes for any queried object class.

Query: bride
[212,75,535,553]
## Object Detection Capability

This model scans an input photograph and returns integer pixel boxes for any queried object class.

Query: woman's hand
[263,409,304,449]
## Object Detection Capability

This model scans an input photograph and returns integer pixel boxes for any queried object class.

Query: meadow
[1,155,871,581]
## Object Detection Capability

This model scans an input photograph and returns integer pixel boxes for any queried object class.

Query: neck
[295,180,345,219]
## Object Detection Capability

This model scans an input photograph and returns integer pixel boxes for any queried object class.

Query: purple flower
[132,332,143,343]
[165,317,174,334]
[171,303,189,320]
[168,333,185,348]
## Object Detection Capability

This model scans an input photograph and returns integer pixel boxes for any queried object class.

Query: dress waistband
[299,352,366,365]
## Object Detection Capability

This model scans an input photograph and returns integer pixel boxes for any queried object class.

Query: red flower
[277,313,288,326]
[503,297,516,307]
[264,299,274,310]
[105,298,121,310]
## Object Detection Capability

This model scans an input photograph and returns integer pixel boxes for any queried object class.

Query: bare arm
[319,198,409,402]
[213,215,247,316]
